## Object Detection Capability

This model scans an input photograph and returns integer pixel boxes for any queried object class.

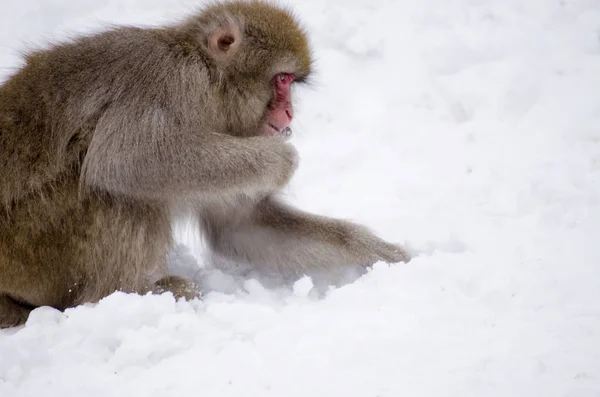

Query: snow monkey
[0,1,410,328]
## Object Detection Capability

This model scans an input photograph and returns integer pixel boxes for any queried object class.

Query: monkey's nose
[286,108,293,121]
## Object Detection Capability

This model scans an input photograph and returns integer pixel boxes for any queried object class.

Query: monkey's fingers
[385,243,412,263]
[368,241,412,264]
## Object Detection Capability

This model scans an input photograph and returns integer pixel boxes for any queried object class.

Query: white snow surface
[1,0,600,396]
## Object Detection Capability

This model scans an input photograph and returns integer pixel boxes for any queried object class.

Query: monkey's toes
[154,276,201,301]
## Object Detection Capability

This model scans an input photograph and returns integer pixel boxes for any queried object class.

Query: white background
[1,0,599,396]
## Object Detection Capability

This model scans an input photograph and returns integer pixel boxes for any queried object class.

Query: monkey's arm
[81,119,297,202]
[201,196,410,274]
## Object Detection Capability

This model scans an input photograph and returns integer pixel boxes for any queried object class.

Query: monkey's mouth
[267,123,293,138]
[267,123,282,135]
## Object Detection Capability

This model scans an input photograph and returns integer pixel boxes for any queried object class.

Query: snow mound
[1,0,599,396]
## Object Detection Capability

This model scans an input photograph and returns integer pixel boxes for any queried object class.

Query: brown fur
[0,0,409,329]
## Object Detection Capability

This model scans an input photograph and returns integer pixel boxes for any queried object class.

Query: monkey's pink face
[262,73,295,136]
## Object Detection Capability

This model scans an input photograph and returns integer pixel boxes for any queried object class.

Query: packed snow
[1,0,599,396]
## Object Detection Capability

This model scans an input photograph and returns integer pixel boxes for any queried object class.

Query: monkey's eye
[278,74,286,82]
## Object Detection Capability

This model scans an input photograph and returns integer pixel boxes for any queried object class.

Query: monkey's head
[181,1,313,137]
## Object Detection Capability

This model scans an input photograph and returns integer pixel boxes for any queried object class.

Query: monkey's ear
[208,20,241,59]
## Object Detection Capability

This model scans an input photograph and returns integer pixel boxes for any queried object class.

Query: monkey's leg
[201,196,410,276]
[0,295,33,329]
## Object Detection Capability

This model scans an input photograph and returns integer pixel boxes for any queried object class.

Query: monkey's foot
[0,295,33,329]
[153,276,201,301]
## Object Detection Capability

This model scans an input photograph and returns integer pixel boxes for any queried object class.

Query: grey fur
[0,1,409,329]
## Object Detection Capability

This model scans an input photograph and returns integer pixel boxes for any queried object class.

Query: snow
[1,0,599,396]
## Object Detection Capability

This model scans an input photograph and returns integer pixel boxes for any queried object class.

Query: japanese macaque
[0,1,410,328]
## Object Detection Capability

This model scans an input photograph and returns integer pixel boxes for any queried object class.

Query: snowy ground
[1,0,600,396]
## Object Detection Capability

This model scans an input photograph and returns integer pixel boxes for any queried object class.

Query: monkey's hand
[370,241,411,264]
[337,222,412,265]
[250,136,299,192]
